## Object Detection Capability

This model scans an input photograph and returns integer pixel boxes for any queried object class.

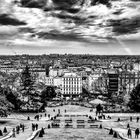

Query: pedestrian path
[7,113,35,121]
[7,117,50,140]
[9,127,33,140]
[110,127,140,140]
[0,131,13,140]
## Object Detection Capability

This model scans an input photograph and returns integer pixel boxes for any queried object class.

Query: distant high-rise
[107,70,119,97]
[108,74,119,95]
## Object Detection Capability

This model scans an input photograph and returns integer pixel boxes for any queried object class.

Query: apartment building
[61,73,82,97]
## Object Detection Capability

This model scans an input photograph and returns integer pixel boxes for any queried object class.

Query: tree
[20,65,34,99]
[6,90,22,110]
[20,65,40,110]
[81,87,91,99]
[0,84,14,116]
[40,86,56,104]
[128,84,140,112]
[110,92,124,105]
[0,95,13,116]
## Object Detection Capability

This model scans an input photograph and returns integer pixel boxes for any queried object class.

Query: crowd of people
[12,124,25,137]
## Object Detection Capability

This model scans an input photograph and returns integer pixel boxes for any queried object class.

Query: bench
[77,115,82,117]
[90,125,98,128]
[98,116,103,119]
[65,125,73,128]
[71,115,76,117]
[65,120,72,123]
[77,120,85,123]
[52,125,60,128]
[88,120,95,123]
[53,119,60,123]
[77,125,85,128]
[64,115,69,117]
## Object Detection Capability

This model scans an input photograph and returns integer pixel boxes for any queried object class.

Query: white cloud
[0,26,18,35]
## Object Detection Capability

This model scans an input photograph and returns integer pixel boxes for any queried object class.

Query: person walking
[16,126,20,134]
[127,128,132,138]
[58,109,60,114]
[136,117,139,123]
[12,128,16,137]
[135,128,140,138]
[22,124,25,132]
[37,115,39,121]
[130,116,132,122]
[32,123,35,131]
[36,124,38,130]
[127,123,130,128]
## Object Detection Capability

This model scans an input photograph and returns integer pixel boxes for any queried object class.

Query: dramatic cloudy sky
[0,0,140,55]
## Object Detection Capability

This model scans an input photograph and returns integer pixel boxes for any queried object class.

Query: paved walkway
[97,117,140,140]
[9,127,32,140]
[113,128,140,140]
[7,113,56,140]
[2,105,140,140]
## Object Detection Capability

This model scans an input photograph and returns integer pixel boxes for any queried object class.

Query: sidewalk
[9,127,32,140]
[99,117,140,140]
[8,117,51,140]
[108,127,140,140]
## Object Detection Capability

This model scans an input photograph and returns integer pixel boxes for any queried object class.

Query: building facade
[119,71,140,93]
[61,74,82,97]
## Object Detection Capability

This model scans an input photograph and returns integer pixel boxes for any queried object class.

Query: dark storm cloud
[33,31,86,42]
[21,0,84,8]
[21,0,110,12]
[44,7,81,14]
[53,13,85,21]
[31,30,110,45]
[108,17,140,35]
[51,12,90,25]
[19,27,35,33]
[0,14,26,26]
[112,9,123,15]
[20,0,46,8]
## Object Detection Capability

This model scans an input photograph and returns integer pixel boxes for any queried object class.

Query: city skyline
[0,38,139,55]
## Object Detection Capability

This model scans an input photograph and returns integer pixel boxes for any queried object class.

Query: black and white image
[0,0,140,140]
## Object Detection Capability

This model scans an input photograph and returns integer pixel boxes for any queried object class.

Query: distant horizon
[0,53,140,56]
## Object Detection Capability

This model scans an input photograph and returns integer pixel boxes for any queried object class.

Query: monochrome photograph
[0,0,140,139]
